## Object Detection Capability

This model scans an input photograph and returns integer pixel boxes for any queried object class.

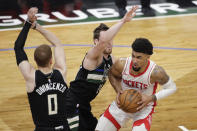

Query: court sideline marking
[0,44,197,52]
[179,126,197,131]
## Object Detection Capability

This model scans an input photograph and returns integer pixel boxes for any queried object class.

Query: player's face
[131,51,149,72]
[103,40,113,55]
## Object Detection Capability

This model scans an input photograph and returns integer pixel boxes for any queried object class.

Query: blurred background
[0,0,196,29]
[0,0,196,17]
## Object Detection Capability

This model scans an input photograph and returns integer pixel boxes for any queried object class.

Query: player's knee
[96,115,117,131]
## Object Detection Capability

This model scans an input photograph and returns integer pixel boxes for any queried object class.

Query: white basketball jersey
[121,56,158,106]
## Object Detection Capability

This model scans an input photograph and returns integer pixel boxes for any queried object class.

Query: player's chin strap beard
[132,66,141,72]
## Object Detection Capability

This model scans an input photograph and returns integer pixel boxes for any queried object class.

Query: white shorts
[96,101,154,131]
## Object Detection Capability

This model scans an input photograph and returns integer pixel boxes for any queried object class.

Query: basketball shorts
[65,89,98,131]
[95,101,154,131]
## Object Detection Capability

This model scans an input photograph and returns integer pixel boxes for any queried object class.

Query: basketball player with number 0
[14,7,70,131]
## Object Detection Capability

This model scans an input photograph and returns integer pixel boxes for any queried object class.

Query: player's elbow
[14,40,23,52]
[166,78,177,94]
[171,82,177,94]
[14,41,18,51]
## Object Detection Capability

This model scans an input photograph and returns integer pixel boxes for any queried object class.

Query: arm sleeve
[155,78,177,100]
[14,21,32,65]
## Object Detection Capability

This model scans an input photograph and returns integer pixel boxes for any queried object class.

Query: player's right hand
[116,90,123,108]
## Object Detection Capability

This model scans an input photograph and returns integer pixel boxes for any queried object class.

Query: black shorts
[65,89,98,131]
[79,107,98,131]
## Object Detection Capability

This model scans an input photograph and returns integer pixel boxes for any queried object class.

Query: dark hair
[34,44,52,67]
[93,23,109,40]
[132,38,153,55]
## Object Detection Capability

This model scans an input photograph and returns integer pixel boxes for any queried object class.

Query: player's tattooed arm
[149,65,169,102]
[151,65,169,85]
[137,65,170,110]
[150,65,176,101]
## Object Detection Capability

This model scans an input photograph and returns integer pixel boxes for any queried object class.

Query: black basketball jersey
[27,69,68,127]
[69,55,113,103]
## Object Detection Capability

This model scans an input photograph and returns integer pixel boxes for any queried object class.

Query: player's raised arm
[34,19,66,80]
[87,6,138,60]
[14,7,37,83]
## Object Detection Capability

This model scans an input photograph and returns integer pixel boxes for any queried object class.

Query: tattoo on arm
[152,65,169,85]
[152,94,157,101]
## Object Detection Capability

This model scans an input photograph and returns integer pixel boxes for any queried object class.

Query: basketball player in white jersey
[96,38,177,131]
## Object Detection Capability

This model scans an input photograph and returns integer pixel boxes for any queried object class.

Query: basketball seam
[124,91,138,109]
[124,91,140,113]
[121,90,129,110]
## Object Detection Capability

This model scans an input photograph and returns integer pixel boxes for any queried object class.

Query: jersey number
[47,94,58,115]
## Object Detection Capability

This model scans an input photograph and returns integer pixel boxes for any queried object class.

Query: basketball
[119,89,142,113]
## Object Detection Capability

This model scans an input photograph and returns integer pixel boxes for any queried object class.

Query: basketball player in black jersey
[65,6,139,131]
[14,7,70,131]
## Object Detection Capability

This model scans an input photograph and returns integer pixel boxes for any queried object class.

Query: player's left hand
[136,93,153,111]
[27,7,38,23]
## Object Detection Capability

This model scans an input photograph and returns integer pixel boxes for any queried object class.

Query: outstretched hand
[121,5,138,23]
[27,7,38,23]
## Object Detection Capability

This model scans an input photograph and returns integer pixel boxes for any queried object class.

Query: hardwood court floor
[0,15,197,131]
